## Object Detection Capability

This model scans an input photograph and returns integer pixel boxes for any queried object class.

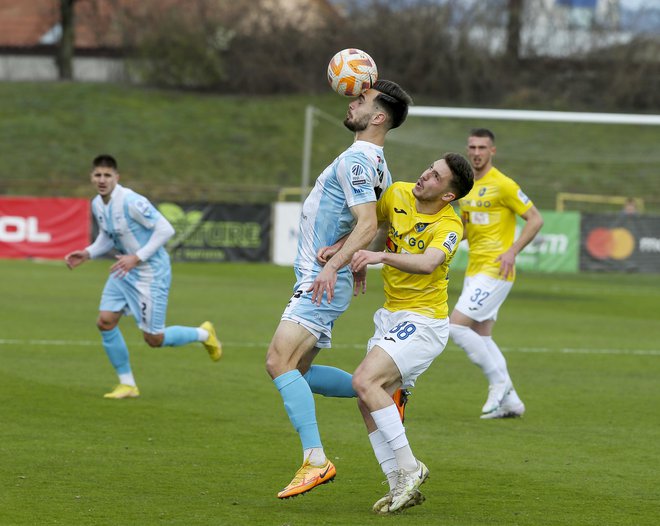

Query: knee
[96,316,117,332]
[143,333,163,348]
[351,369,369,399]
[265,345,282,379]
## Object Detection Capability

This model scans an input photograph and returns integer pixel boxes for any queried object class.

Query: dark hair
[372,79,413,130]
[469,128,495,142]
[444,152,474,200]
[93,154,118,170]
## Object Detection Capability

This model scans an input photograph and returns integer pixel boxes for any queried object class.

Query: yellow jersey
[377,182,464,319]
[457,167,533,282]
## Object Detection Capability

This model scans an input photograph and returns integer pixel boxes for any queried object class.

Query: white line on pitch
[0,338,658,356]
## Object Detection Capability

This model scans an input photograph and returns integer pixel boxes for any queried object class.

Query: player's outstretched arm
[353,246,446,275]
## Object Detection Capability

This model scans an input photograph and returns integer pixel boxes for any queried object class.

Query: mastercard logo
[585,227,635,260]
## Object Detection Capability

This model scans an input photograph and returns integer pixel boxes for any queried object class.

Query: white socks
[196,327,209,342]
[118,372,137,387]
[371,405,417,473]
[304,447,326,466]
[450,324,509,386]
[368,430,398,490]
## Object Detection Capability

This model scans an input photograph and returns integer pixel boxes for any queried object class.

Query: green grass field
[1,259,659,525]
[1,82,659,211]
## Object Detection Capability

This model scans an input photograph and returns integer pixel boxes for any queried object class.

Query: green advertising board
[450,210,579,274]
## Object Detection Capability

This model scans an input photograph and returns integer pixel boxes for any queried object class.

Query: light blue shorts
[281,268,354,348]
[99,273,171,334]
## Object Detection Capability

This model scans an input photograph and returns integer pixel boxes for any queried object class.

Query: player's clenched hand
[353,267,367,296]
[64,250,89,270]
[316,245,337,265]
[351,249,382,274]
[307,264,337,305]
[111,254,140,279]
[495,248,516,279]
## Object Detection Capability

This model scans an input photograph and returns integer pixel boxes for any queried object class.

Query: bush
[119,0,659,110]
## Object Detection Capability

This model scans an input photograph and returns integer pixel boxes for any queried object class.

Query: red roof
[0,0,56,47]
[0,0,341,49]
[0,0,188,49]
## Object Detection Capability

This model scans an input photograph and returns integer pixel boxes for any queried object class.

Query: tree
[56,0,77,80]
[506,0,523,63]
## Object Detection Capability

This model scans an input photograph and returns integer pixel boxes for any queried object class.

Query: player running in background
[350,154,473,513]
[449,129,543,418]
[266,80,413,499]
[65,154,222,399]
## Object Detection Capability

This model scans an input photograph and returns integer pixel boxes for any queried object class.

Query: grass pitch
[0,259,659,525]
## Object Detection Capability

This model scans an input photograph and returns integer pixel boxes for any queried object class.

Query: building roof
[0,0,340,49]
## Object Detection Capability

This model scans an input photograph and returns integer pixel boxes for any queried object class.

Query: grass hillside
[0,82,658,211]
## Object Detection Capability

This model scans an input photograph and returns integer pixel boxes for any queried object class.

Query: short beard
[344,114,370,132]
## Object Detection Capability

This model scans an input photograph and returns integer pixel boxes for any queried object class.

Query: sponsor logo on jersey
[351,163,367,185]
[517,189,530,204]
[478,187,487,197]
[414,222,428,233]
[442,231,459,252]
[394,207,407,215]
[135,199,153,217]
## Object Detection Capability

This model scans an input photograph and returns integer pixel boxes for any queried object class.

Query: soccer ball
[327,48,378,97]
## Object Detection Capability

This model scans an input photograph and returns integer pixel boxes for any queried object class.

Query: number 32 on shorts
[469,288,490,306]
[388,321,417,341]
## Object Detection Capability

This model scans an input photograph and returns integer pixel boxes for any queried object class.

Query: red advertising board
[0,197,90,259]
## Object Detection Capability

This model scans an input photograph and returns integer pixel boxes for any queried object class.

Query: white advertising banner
[272,202,302,265]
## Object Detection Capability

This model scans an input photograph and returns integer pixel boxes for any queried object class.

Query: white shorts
[367,308,449,388]
[454,274,513,322]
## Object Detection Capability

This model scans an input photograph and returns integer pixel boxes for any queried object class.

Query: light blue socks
[304,365,356,398]
[274,370,322,450]
[101,327,131,375]
[162,326,199,347]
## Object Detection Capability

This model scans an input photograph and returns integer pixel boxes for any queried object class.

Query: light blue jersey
[92,184,172,333]
[92,184,171,281]
[283,140,392,346]
[295,140,392,276]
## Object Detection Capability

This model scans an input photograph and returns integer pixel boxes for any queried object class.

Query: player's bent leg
[99,320,139,397]
[143,332,164,347]
[450,323,510,414]
[273,364,331,498]
[303,365,356,397]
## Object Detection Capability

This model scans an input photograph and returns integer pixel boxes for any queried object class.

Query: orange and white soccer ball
[327,48,378,97]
